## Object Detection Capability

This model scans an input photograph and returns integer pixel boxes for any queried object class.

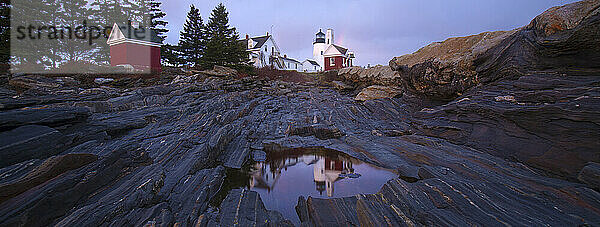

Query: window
[330,58,335,66]
[321,51,323,55]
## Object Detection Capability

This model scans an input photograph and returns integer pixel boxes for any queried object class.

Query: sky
[161,0,579,66]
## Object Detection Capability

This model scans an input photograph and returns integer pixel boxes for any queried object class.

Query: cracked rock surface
[1,1,599,226]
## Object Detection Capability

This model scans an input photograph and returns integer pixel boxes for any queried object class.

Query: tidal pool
[212,147,398,224]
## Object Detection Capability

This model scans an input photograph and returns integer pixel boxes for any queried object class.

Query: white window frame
[330,58,335,66]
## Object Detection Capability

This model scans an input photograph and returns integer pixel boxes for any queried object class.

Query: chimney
[245,34,249,40]
[266,32,269,36]
[284,54,287,58]
[326,29,334,45]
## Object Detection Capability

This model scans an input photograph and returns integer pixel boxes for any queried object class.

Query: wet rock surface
[0,1,598,226]
[202,189,294,226]
[0,69,597,226]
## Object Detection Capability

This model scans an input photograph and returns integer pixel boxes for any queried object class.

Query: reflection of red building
[314,157,355,197]
[107,22,162,73]
[325,158,343,171]
[249,153,358,197]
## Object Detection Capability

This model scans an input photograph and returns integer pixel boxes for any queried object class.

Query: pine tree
[10,0,60,71]
[202,3,248,69]
[90,0,136,64]
[147,0,168,44]
[162,43,183,67]
[91,0,135,26]
[178,5,205,67]
[57,0,96,66]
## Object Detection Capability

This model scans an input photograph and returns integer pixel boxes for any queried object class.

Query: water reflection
[244,148,397,224]
[249,151,365,197]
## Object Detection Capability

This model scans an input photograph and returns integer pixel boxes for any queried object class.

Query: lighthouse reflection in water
[247,148,397,223]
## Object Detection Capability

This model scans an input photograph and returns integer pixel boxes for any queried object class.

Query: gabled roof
[303,59,320,66]
[250,35,270,49]
[323,44,349,57]
[283,56,301,63]
[107,23,161,47]
[332,44,348,55]
[240,35,279,50]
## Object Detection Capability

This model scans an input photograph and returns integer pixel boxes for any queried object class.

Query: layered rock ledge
[0,1,598,226]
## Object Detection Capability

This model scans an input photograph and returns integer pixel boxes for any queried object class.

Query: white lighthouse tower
[312,29,327,69]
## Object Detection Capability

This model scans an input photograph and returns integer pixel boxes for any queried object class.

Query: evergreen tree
[90,0,136,64]
[202,3,248,69]
[57,0,96,66]
[146,0,168,44]
[145,0,170,67]
[10,0,60,71]
[162,43,183,67]
[178,5,205,67]
[90,0,136,26]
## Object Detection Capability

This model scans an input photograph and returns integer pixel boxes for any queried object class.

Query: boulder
[338,65,401,87]
[169,74,198,85]
[578,163,600,190]
[94,78,115,85]
[390,30,516,100]
[331,81,353,91]
[407,0,600,179]
[526,0,600,37]
[199,66,238,77]
[355,85,402,101]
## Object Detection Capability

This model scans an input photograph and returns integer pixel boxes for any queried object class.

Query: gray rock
[205,189,293,226]
[1,8,599,225]
[0,125,68,168]
[578,163,600,190]
[0,106,89,130]
[94,78,115,85]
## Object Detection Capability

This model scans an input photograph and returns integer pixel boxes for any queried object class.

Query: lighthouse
[312,29,328,69]
[311,28,353,71]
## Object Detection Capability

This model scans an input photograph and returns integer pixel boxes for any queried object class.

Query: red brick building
[107,23,161,73]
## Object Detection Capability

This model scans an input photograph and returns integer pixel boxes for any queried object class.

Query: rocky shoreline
[1,1,599,226]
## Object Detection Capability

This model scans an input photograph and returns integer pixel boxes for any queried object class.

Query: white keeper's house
[241,28,355,72]
[241,33,285,70]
